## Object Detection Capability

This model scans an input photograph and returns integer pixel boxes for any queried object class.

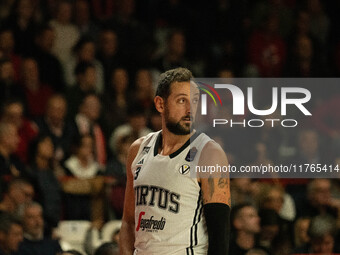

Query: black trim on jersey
[187,191,203,255]
[153,131,200,158]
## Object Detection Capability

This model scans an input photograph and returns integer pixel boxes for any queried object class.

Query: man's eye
[178,98,185,103]
[192,98,199,104]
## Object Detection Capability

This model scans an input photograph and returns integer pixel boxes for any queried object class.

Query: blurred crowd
[0,0,340,254]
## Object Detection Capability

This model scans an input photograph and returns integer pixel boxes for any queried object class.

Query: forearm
[119,220,135,255]
[204,203,230,255]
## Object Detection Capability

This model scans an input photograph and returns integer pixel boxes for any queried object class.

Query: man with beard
[120,67,231,255]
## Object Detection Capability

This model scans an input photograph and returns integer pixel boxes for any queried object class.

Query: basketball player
[120,68,230,255]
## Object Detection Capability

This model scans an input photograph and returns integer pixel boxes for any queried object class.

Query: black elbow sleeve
[203,203,231,255]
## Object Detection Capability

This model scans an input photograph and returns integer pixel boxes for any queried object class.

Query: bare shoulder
[126,137,145,169]
[202,140,224,152]
[200,140,227,163]
[129,136,145,153]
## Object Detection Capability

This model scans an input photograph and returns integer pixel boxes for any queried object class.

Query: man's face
[0,124,19,153]
[311,234,334,254]
[6,224,23,252]
[9,184,34,206]
[47,97,67,126]
[3,103,24,128]
[22,59,39,84]
[236,206,261,234]
[0,62,14,81]
[310,179,331,206]
[82,96,101,121]
[163,81,199,135]
[83,67,96,89]
[23,206,44,239]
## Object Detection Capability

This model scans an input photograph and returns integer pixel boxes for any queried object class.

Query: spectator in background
[66,61,97,118]
[88,0,116,22]
[293,215,340,254]
[285,10,325,78]
[74,0,99,39]
[96,29,121,87]
[0,99,38,163]
[0,213,23,255]
[148,106,162,132]
[109,105,152,154]
[288,129,325,165]
[105,134,134,219]
[5,0,38,56]
[257,209,291,255]
[0,0,16,21]
[286,35,318,78]
[231,178,259,207]
[0,122,26,184]
[65,37,104,93]
[35,94,76,165]
[0,58,25,103]
[33,25,65,92]
[293,217,310,248]
[307,0,330,47]
[312,94,340,155]
[50,0,80,67]
[0,28,21,80]
[61,134,104,222]
[27,135,62,233]
[19,58,54,118]
[74,93,106,167]
[296,179,340,219]
[153,30,189,74]
[102,67,129,137]
[257,184,296,222]
[247,13,286,77]
[18,202,62,255]
[94,242,119,255]
[230,203,262,255]
[0,178,34,215]
[133,68,154,112]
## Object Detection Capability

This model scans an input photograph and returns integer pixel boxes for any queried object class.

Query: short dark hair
[155,67,193,99]
[94,242,118,255]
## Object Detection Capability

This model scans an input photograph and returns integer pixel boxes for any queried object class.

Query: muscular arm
[199,141,231,255]
[119,138,144,255]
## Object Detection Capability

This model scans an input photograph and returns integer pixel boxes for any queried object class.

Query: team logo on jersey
[179,164,190,175]
[185,147,198,162]
[142,146,150,154]
[136,211,166,232]
[137,158,144,165]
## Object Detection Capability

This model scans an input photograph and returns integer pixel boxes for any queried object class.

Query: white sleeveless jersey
[132,131,212,255]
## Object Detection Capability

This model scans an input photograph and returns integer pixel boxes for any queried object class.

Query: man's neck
[236,231,255,250]
[160,128,193,156]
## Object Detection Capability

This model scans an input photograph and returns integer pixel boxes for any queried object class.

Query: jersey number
[134,167,141,180]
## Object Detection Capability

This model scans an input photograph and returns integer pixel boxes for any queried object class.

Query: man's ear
[154,96,165,113]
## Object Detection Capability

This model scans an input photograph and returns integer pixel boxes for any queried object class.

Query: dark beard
[166,120,191,135]
[164,106,192,135]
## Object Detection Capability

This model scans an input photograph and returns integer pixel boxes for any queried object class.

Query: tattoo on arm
[218,178,229,189]
[208,177,214,199]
